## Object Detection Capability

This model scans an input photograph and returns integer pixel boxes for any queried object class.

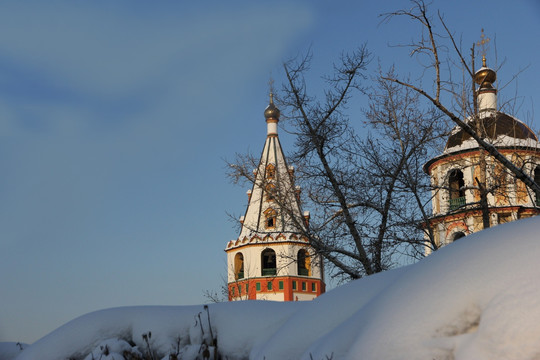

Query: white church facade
[424,56,540,248]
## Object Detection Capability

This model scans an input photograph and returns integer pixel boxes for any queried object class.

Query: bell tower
[225,93,325,301]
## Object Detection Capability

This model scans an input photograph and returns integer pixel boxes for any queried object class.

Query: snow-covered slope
[0,343,28,360]
[8,216,540,360]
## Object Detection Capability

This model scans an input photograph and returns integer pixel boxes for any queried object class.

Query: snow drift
[7,216,540,360]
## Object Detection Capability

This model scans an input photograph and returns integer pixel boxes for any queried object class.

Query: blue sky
[1,0,539,343]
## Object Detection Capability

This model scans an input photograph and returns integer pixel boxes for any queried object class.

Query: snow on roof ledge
[444,111,540,154]
[445,135,540,154]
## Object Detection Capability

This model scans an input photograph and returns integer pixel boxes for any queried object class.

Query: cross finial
[269,77,275,94]
[268,77,275,104]
[476,28,490,65]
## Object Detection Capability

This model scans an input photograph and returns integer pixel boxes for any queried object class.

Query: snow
[83,338,142,360]
[444,135,540,154]
[5,216,540,360]
[0,343,27,360]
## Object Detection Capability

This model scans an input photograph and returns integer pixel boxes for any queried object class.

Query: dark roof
[446,112,538,149]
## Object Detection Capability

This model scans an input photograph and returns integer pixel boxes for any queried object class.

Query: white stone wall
[227,242,323,283]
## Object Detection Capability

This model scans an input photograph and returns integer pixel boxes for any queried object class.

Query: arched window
[264,208,277,229]
[266,164,276,180]
[234,253,244,280]
[452,232,466,241]
[261,248,276,276]
[534,166,540,206]
[449,169,465,210]
[297,249,311,276]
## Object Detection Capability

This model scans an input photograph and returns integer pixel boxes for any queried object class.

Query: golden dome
[474,55,497,87]
[264,92,280,120]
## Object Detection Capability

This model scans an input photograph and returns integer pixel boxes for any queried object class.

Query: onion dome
[264,92,280,120]
[474,55,497,88]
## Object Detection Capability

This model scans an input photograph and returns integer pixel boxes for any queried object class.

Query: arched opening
[449,169,465,210]
[234,253,244,280]
[452,231,466,241]
[264,208,277,229]
[261,248,276,276]
[534,166,540,206]
[297,249,311,276]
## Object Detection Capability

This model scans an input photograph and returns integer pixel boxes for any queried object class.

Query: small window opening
[297,249,311,276]
[264,208,277,229]
[266,164,276,180]
[449,169,465,210]
[261,248,277,276]
[535,166,540,206]
[234,253,244,280]
[266,184,276,202]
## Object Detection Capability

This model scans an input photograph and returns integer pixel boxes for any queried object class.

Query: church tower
[225,94,325,301]
[424,55,540,248]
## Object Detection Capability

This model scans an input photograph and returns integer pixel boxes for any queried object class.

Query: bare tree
[203,278,229,303]
[225,1,540,285]
[362,70,448,258]
[227,44,447,281]
[278,46,376,278]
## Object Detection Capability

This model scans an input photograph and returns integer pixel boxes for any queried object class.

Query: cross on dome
[476,28,490,62]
